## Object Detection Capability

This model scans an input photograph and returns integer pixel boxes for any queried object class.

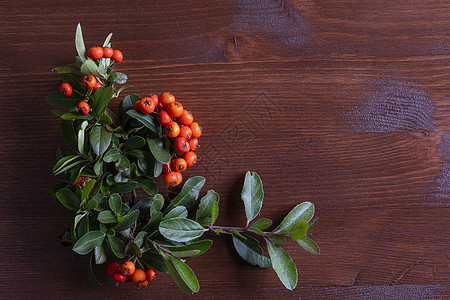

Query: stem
[204,225,289,238]
[131,189,137,204]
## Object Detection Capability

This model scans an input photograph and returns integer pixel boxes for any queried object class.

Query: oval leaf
[73,231,105,255]
[159,218,204,243]
[147,137,171,163]
[90,126,112,156]
[166,176,205,212]
[278,202,315,233]
[113,210,140,232]
[164,240,213,258]
[266,241,298,290]
[56,188,81,210]
[232,233,271,268]
[107,235,126,258]
[196,190,219,223]
[108,181,138,194]
[163,206,188,220]
[251,218,272,230]
[297,236,320,255]
[241,171,264,224]
[169,256,200,293]
[127,110,158,133]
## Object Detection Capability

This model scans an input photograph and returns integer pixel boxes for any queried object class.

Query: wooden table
[0,1,448,298]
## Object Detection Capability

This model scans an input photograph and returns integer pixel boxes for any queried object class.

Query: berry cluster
[132,92,202,187]
[57,46,124,116]
[108,261,156,288]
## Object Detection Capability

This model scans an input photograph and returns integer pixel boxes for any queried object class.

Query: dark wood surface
[0,0,448,298]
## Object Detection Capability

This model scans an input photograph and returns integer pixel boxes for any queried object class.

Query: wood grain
[0,0,448,298]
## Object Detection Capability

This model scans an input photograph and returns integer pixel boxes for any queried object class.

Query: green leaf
[61,112,91,120]
[232,233,271,268]
[231,230,247,240]
[241,171,264,224]
[48,183,68,197]
[80,59,98,75]
[116,155,130,171]
[164,240,212,258]
[73,213,86,232]
[129,197,152,216]
[73,231,105,255]
[278,202,315,234]
[165,176,206,212]
[268,235,286,244]
[133,231,147,248]
[52,65,79,74]
[53,155,78,174]
[88,254,102,286]
[308,218,318,232]
[169,256,200,293]
[108,194,122,214]
[77,121,88,155]
[86,199,97,211]
[135,178,158,196]
[90,126,112,156]
[92,86,115,116]
[146,137,171,163]
[289,220,309,240]
[102,33,113,47]
[47,91,81,108]
[94,159,104,176]
[98,113,112,125]
[162,255,195,295]
[98,210,116,223]
[107,235,126,258]
[124,136,146,151]
[109,181,138,194]
[297,236,320,255]
[195,190,219,224]
[163,206,188,220]
[94,242,107,264]
[125,241,142,257]
[142,211,162,232]
[75,23,86,63]
[114,210,140,232]
[81,179,96,201]
[103,148,120,163]
[141,252,169,274]
[127,110,158,133]
[159,218,204,243]
[118,93,139,121]
[150,194,164,216]
[109,72,127,84]
[251,218,272,230]
[61,120,78,152]
[266,241,298,290]
[56,188,81,210]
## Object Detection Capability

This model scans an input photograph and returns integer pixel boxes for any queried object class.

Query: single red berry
[59,83,73,97]
[146,269,156,282]
[165,121,180,138]
[112,50,123,63]
[188,138,198,151]
[179,126,192,139]
[174,137,190,153]
[173,158,187,172]
[87,46,104,60]
[92,81,102,93]
[183,151,198,168]
[133,100,141,111]
[77,101,90,115]
[160,92,175,107]
[163,171,179,187]
[178,110,194,126]
[149,94,159,108]
[159,110,171,126]
[139,97,156,114]
[82,75,97,89]
[120,260,135,275]
[108,262,120,276]
[112,270,126,283]
[102,47,113,58]
[166,102,184,118]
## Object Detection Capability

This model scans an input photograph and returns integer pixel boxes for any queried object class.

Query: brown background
[0,0,448,299]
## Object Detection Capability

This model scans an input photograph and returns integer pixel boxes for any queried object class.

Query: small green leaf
[147,137,171,163]
[86,199,97,211]
[102,33,113,47]
[77,121,88,155]
[73,231,105,255]
[109,72,127,84]
[98,210,116,223]
[195,190,219,224]
[94,242,107,264]
[159,218,204,243]
[109,181,138,194]
[151,194,164,216]
[124,136,146,151]
[52,65,79,74]
[163,206,188,220]
[169,256,200,293]
[61,112,91,120]
[108,235,126,258]
[75,23,86,63]
[127,110,158,133]
[125,241,142,257]
[108,194,122,214]
[94,159,104,176]
[135,178,158,196]
[251,218,272,230]
[278,202,315,234]
[266,241,298,290]
[289,220,308,240]
[90,126,112,156]
[98,113,113,125]
[56,188,81,210]
[166,176,206,212]
[249,227,266,236]
[114,210,140,232]
[128,197,152,216]
[81,179,96,201]
[92,86,115,116]
[80,59,98,75]
[232,233,271,268]
[297,236,320,255]
[118,93,139,122]
[163,240,213,258]
[103,149,120,163]
[241,171,264,225]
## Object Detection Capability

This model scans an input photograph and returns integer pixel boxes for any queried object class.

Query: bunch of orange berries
[108,260,156,288]
[132,92,202,187]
